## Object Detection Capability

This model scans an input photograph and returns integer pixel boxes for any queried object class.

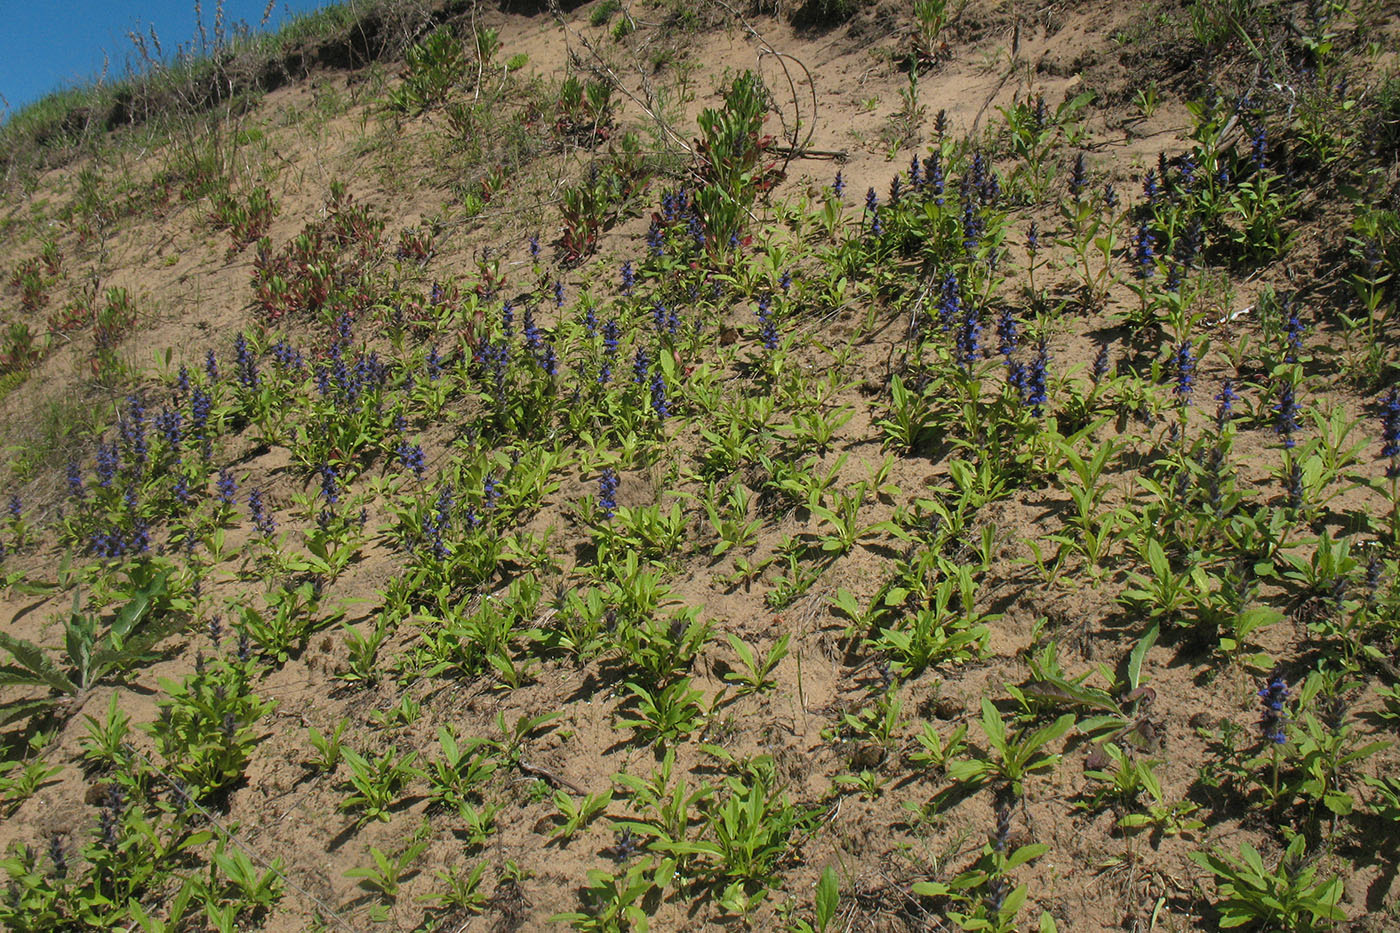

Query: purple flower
[1026,339,1049,416]
[650,370,670,420]
[1068,152,1087,199]
[320,465,340,506]
[205,348,219,384]
[961,200,981,255]
[908,154,923,190]
[1274,381,1300,449]
[1092,341,1111,384]
[925,153,944,203]
[1215,379,1238,431]
[249,489,275,536]
[1258,675,1289,744]
[1381,387,1400,477]
[155,407,182,449]
[217,469,237,506]
[864,187,878,216]
[1006,360,1027,395]
[756,295,777,351]
[620,261,634,296]
[66,461,85,500]
[686,213,706,250]
[434,483,455,531]
[598,468,618,520]
[121,396,148,467]
[554,280,566,309]
[633,348,650,386]
[1143,169,1160,203]
[1178,152,1198,194]
[956,304,982,370]
[528,234,540,260]
[832,171,845,200]
[1250,125,1268,173]
[1026,222,1039,256]
[599,320,620,385]
[234,334,259,390]
[937,271,961,331]
[96,442,119,489]
[1284,302,1305,364]
[1134,224,1156,280]
[398,442,426,479]
[1173,341,1195,404]
[996,308,1018,358]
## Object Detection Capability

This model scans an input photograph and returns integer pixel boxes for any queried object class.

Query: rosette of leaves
[0,566,179,726]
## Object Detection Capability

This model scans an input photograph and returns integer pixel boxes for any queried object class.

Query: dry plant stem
[702,0,823,176]
[519,759,587,795]
[550,0,694,159]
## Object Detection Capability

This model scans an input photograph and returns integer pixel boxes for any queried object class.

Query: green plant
[613,749,713,875]
[550,856,674,932]
[948,700,1075,797]
[427,725,499,820]
[388,28,466,112]
[146,654,275,800]
[876,375,937,454]
[790,865,841,933]
[79,692,133,772]
[0,569,179,725]
[211,843,284,919]
[912,807,1048,932]
[668,760,814,892]
[616,679,707,748]
[1189,836,1344,931]
[911,721,969,774]
[0,754,61,816]
[236,582,343,664]
[345,833,430,901]
[551,789,613,843]
[705,482,763,557]
[306,719,349,774]
[723,633,787,697]
[417,861,489,915]
[339,747,426,826]
[693,71,774,249]
[340,617,390,685]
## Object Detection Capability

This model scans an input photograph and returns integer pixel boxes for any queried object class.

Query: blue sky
[0,0,335,117]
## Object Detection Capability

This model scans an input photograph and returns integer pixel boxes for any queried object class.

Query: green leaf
[910,880,950,897]
[815,865,838,931]
[1127,623,1157,692]
[1323,791,1353,815]
[979,699,1006,750]
[0,632,74,695]
[1004,842,1048,871]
